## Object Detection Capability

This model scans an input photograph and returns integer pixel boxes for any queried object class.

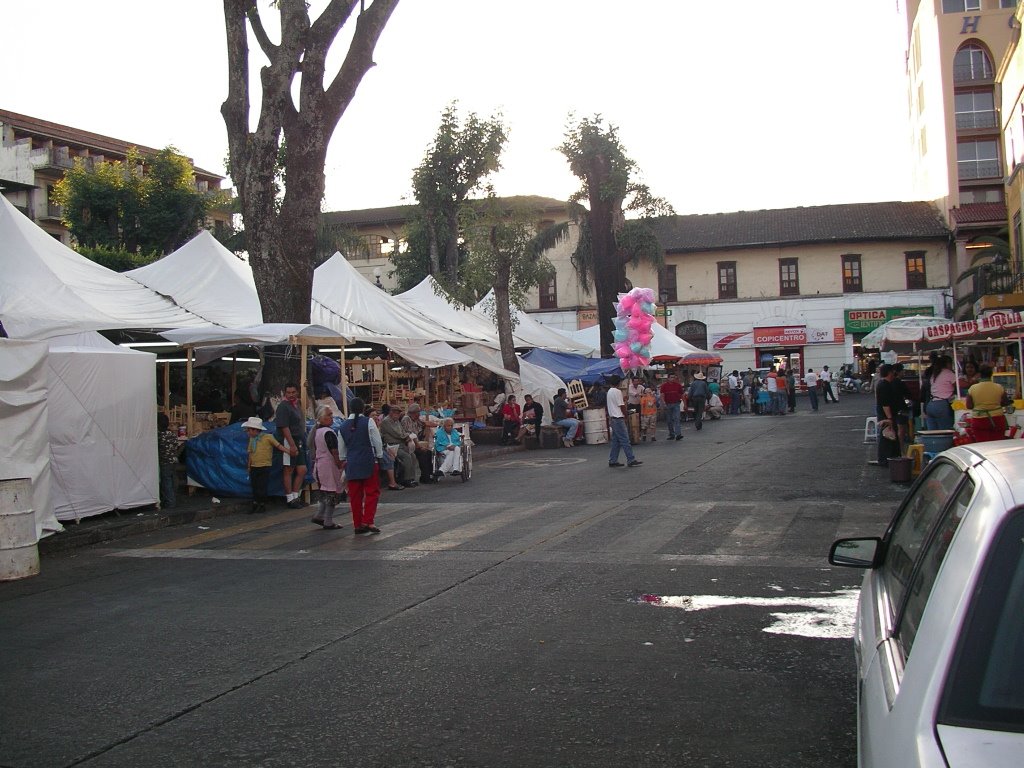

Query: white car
[829,442,1024,768]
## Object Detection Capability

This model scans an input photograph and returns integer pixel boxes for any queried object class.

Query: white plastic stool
[864,416,878,443]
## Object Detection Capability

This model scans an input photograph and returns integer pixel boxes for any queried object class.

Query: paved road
[1,395,902,767]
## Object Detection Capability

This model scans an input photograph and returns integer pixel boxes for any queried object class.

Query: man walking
[606,375,641,468]
[821,365,838,403]
[687,371,710,431]
[660,372,683,441]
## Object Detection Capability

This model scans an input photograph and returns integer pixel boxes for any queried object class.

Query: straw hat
[693,371,706,380]
[241,416,267,431]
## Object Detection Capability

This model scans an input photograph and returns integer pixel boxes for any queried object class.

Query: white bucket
[583,408,608,445]
[0,478,40,581]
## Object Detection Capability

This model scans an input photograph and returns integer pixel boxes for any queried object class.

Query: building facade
[0,109,229,246]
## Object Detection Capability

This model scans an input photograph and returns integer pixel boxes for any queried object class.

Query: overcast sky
[4,0,912,216]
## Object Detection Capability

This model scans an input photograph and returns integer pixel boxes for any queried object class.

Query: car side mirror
[828,537,882,569]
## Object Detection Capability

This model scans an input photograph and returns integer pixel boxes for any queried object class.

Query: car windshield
[939,509,1024,732]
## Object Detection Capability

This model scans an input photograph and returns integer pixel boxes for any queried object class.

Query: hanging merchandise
[612,287,656,371]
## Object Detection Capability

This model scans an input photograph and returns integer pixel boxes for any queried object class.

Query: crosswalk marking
[109,499,883,564]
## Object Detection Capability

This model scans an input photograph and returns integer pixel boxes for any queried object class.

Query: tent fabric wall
[0,196,209,340]
[125,231,264,327]
[0,339,61,537]
[46,333,158,521]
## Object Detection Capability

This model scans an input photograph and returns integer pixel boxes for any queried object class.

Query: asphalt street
[0,393,904,768]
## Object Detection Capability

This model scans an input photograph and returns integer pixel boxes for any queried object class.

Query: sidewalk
[38,442,525,555]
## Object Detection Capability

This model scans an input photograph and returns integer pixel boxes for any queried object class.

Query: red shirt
[660,379,683,404]
[501,402,522,423]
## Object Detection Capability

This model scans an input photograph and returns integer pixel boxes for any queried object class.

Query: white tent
[125,230,263,327]
[312,254,476,344]
[394,277,505,346]
[0,196,209,340]
[46,333,159,522]
[569,322,722,364]
[389,341,474,369]
[0,339,60,537]
[474,291,595,355]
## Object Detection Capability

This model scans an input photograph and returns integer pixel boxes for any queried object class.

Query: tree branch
[245,1,277,59]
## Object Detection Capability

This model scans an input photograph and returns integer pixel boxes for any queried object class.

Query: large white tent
[312,254,477,344]
[395,276,510,347]
[125,230,263,327]
[0,196,209,340]
[474,291,595,355]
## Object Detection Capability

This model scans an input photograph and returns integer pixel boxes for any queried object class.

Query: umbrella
[859,315,949,349]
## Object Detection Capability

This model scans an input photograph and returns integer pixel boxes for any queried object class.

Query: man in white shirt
[605,375,641,468]
[804,368,819,411]
[820,365,838,403]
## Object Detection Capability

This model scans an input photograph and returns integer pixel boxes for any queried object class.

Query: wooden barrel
[0,478,40,581]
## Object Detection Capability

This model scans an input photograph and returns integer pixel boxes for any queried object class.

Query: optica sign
[845,306,933,333]
[753,326,807,346]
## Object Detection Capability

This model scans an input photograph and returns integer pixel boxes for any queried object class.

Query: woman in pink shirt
[924,354,957,430]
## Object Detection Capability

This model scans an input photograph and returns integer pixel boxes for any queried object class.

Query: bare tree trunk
[445,214,460,284]
[584,153,624,358]
[493,274,519,375]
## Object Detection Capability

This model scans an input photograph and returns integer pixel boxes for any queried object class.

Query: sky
[3,0,913,217]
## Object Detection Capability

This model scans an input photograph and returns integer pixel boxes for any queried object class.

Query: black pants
[501,419,519,444]
[823,383,837,402]
[249,465,270,502]
[415,448,434,482]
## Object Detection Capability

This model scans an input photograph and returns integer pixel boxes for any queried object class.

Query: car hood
[938,725,1024,767]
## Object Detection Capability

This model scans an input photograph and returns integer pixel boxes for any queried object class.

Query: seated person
[433,418,464,475]
[516,393,544,442]
[401,403,437,484]
[706,392,725,420]
[500,395,522,445]
[487,391,507,426]
[551,388,581,448]
[380,404,417,487]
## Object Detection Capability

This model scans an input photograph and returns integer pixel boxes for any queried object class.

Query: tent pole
[163,362,170,413]
[300,343,309,419]
[340,346,349,417]
[953,340,960,400]
[186,347,194,438]
[230,355,237,409]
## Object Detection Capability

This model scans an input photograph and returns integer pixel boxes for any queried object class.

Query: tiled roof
[0,108,223,182]
[647,201,950,253]
[322,195,568,228]
[949,202,1007,227]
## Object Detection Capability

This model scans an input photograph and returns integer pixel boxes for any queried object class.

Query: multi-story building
[0,109,229,246]
[904,1,1018,309]
[995,2,1024,312]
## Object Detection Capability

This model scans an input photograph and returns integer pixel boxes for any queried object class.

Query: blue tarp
[521,348,622,385]
[185,418,336,498]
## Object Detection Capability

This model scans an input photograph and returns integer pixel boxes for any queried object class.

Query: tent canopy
[125,231,263,327]
[389,341,473,369]
[161,323,351,348]
[0,196,211,339]
[474,291,595,355]
[393,276,503,346]
[313,254,476,344]
[569,323,722,364]
[859,315,950,349]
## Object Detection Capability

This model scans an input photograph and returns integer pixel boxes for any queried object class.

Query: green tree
[463,197,556,373]
[52,146,219,261]
[410,103,507,285]
[553,115,674,357]
[221,0,399,393]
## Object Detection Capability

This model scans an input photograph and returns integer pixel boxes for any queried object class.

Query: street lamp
[659,289,670,328]
[373,266,384,290]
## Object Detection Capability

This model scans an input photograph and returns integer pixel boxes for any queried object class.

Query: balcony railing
[955,110,998,130]
[953,64,994,83]
[958,160,1002,180]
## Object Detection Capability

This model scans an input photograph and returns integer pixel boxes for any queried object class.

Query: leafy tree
[222,0,399,393]
[52,146,219,259]
[462,197,556,372]
[410,103,507,284]
[553,115,674,357]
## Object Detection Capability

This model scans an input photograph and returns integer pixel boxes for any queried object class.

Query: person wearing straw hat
[687,371,710,431]
[243,416,294,513]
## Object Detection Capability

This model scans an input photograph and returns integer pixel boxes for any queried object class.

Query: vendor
[965,364,1011,441]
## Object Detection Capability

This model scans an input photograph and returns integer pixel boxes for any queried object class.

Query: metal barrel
[582,408,608,444]
[0,478,40,581]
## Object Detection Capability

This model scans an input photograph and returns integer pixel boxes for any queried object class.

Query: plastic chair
[864,416,878,443]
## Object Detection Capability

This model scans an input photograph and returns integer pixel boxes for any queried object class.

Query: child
[639,386,658,441]
[243,416,294,513]
[157,413,179,509]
